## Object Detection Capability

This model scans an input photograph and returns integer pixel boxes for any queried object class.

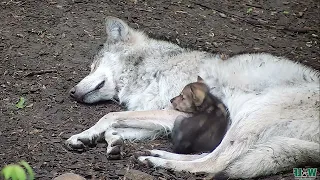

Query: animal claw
[137,156,154,167]
[133,150,152,159]
[106,145,124,160]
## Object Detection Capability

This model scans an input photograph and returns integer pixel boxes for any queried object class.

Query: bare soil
[0,0,319,179]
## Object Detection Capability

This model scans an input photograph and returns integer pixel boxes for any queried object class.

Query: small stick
[192,2,318,34]
[245,3,262,9]
[25,69,57,77]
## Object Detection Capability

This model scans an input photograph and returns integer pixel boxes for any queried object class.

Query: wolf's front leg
[65,110,189,159]
[104,110,189,159]
[64,112,119,150]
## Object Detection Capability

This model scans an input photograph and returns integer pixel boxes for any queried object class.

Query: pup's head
[170,76,209,113]
[69,16,146,103]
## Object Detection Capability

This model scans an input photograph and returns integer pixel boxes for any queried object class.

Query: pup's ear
[190,85,205,106]
[197,76,204,83]
[105,16,130,43]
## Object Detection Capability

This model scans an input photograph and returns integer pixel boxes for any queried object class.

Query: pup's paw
[219,52,229,60]
[106,138,124,160]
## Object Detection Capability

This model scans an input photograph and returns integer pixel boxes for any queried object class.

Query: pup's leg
[65,110,189,158]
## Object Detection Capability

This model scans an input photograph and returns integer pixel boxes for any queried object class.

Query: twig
[245,3,262,9]
[192,2,318,33]
[242,18,315,33]
[25,69,57,77]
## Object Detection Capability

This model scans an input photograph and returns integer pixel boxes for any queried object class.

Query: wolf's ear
[190,85,205,106]
[105,16,130,43]
[197,76,204,83]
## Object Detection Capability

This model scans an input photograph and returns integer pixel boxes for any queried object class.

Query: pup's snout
[170,98,174,103]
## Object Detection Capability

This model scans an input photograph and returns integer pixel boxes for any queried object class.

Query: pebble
[124,169,154,180]
[219,13,227,18]
[53,173,86,180]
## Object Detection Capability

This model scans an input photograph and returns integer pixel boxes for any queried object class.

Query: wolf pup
[170,76,228,154]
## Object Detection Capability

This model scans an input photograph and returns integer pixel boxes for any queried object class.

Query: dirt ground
[0,0,319,179]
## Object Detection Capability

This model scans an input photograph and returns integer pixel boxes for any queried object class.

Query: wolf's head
[69,17,146,103]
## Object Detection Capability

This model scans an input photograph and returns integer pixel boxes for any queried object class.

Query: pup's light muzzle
[170,98,174,103]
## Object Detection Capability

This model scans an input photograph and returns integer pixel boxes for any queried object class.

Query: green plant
[283,10,289,14]
[1,161,34,180]
[15,97,26,109]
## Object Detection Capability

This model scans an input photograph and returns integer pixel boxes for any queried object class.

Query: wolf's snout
[69,87,78,98]
[69,80,105,102]
[69,87,84,102]
[70,87,76,95]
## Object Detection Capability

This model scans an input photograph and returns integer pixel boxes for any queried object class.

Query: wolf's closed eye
[95,80,105,90]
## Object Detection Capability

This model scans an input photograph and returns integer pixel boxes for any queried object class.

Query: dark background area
[0,0,319,179]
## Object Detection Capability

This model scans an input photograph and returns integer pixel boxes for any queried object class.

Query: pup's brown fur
[170,76,228,154]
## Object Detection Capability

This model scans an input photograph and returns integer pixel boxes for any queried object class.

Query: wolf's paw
[148,149,170,158]
[106,138,124,160]
[64,138,86,151]
[137,156,168,168]
[133,150,152,159]
[64,133,99,151]
[136,156,154,167]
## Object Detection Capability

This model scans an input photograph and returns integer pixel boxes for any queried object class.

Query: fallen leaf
[15,97,26,109]
[29,129,43,135]
[26,103,34,108]
[219,13,226,18]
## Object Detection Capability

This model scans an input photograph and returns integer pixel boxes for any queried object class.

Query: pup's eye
[180,94,184,100]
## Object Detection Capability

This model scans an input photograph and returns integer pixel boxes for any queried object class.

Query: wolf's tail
[217,136,320,179]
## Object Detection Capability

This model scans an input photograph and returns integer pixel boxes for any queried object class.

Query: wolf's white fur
[66,16,320,178]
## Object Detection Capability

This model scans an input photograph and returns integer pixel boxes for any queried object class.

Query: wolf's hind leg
[146,149,209,161]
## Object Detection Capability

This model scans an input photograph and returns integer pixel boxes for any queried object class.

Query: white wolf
[65,16,320,179]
